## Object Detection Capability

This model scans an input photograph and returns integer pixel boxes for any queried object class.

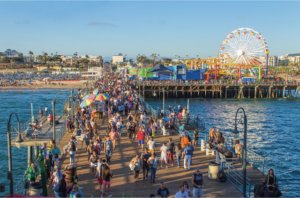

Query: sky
[0,1,300,60]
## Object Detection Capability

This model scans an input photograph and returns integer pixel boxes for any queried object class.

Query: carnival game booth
[138,67,154,79]
[150,64,173,80]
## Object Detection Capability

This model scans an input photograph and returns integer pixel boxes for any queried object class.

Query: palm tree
[97,55,103,67]
[56,52,58,56]
[51,53,53,57]
[73,52,78,67]
[86,54,89,59]
[29,51,34,64]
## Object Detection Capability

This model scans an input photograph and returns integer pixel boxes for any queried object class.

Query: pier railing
[14,99,79,195]
[133,81,300,87]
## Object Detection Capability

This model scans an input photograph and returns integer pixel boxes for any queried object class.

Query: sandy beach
[0,80,90,90]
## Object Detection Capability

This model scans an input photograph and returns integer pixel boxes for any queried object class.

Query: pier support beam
[34,146,39,159]
[225,86,228,99]
[27,146,34,167]
[283,87,286,97]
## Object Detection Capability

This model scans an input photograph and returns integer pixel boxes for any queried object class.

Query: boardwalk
[47,112,245,197]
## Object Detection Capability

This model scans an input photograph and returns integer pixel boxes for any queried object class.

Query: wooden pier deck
[46,112,266,197]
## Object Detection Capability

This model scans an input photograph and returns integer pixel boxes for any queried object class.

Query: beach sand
[1,80,91,90]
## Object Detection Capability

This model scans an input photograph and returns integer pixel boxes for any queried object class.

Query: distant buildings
[112,53,124,65]
[287,53,300,64]
[268,56,278,66]
[0,49,23,57]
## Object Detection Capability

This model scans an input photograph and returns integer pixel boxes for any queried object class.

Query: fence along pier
[133,83,300,99]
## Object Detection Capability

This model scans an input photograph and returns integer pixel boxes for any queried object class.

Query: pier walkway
[47,114,245,197]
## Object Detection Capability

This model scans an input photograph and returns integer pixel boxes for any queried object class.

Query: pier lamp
[7,112,23,197]
[232,107,247,197]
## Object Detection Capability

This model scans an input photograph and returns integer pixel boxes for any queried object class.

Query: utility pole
[163,87,165,115]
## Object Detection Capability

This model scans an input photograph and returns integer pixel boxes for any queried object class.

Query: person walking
[56,175,67,198]
[68,141,76,165]
[192,168,204,198]
[175,143,183,168]
[157,182,170,198]
[101,165,113,198]
[166,138,175,166]
[105,136,113,163]
[70,184,84,198]
[175,185,189,198]
[51,144,61,166]
[183,143,192,170]
[160,142,169,169]
[109,130,118,150]
[141,149,151,180]
[148,153,160,183]
[136,127,146,150]
[131,154,142,181]
[99,105,103,119]
[147,137,156,154]
[89,150,98,175]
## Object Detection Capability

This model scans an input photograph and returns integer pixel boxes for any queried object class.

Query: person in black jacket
[57,175,67,197]
[254,179,267,197]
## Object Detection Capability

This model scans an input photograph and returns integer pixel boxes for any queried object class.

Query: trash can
[28,182,43,196]
[208,161,220,179]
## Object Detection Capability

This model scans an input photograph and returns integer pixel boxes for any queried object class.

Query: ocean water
[0,91,299,195]
[0,90,72,196]
[146,97,300,180]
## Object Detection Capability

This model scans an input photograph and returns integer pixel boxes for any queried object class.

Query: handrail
[14,99,79,195]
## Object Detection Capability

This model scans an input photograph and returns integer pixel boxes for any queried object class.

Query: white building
[0,49,23,57]
[268,56,278,66]
[287,53,300,64]
[112,54,124,65]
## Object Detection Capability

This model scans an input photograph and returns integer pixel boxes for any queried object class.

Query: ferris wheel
[218,28,269,66]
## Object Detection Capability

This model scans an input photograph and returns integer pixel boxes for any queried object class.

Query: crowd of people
[23,74,284,198]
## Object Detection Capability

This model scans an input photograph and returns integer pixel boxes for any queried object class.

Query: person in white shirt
[160,142,169,169]
[175,185,189,198]
[178,105,181,111]
[147,137,156,154]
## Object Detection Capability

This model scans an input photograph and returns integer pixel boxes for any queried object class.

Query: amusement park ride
[186,28,273,82]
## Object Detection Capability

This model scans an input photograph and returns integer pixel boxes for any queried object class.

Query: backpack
[32,165,38,174]
[217,170,227,182]
[106,140,112,150]
[185,147,192,155]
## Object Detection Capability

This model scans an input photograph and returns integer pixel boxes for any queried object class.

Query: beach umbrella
[80,96,96,108]
[95,93,110,100]
[82,94,95,100]
[93,89,99,95]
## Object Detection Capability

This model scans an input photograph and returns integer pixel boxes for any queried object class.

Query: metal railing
[13,99,79,195]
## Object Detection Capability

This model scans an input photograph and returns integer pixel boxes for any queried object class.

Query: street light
[52,89,73,140]
[232,107,247,197]
[7,112,23,197]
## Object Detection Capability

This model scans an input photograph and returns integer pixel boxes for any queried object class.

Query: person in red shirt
[49,114,53,125]
[136,128,146,150]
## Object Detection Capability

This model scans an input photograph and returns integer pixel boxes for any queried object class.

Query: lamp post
[52,90,73,141]
[7,113,23,197]
[232,107,247,197]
